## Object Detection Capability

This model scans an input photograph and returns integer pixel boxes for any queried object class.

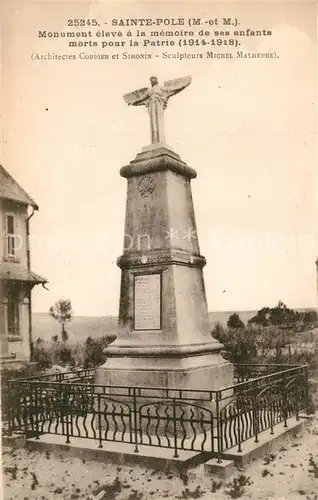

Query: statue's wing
[163,76,192,97]
[123,87,150,106]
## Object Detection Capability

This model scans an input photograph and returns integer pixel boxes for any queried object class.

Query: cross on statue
[123,75,192,145]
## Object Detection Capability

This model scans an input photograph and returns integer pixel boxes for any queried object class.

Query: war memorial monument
[95,75,234,391]
[4,76,310,473]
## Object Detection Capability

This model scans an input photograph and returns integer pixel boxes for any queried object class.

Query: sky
[2,0,317,316]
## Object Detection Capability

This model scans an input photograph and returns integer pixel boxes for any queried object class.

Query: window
[6,214,15,257]
[7,294,20,336]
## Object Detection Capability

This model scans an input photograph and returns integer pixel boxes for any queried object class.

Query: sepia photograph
[1,0,317,499]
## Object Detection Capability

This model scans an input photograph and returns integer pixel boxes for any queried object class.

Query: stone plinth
[95,145,234,393]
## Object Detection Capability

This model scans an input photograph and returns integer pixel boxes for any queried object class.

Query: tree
[49,299,73,341]
[301,310,318,329]
[248,301,301,329]
[227,313,244,330]
[212,323,290,366]
[248,307,271,327]
[212,323,259,365]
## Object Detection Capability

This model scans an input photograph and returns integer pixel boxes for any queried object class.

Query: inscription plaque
[134,273,161,330]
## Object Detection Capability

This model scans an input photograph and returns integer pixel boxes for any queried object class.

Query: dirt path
[2,416,318,500]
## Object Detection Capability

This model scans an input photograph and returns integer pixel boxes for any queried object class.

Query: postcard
[1,1,317,499]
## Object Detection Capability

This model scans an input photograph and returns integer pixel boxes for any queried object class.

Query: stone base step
[26,434,206,473]
[204,415,310,473]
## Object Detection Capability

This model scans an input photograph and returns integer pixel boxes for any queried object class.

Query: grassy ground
[2,416,318,500]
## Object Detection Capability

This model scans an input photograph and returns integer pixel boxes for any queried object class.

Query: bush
[212,324,259,365]
[227,313,245,330]
[33,338,52,369]
[83,335,116,368]
[58,343,74,365]
[32,337,74,368]
[212,322,318,410]
[212,323,318,369]
[248,302,318,331]
[31,334,117,370]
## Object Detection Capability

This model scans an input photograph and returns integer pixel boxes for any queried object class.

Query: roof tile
[0,165,38,209]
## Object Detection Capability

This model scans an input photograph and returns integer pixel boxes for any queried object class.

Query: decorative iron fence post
[294,375,300,422]
[304,366,310,415]
[172,399,179,458]
[133,389,139,453]
[269,393,274,435]
[60,387,65,437]
[282,381,288,428]
[252,393,259,443]
[215,392,222,463]
[237,403,242,453]
[63,386,70,444]
[210,410,215,454]
[8,408,13,437]
[97,394,103,449]
[35,387,40,439]
[7,381,14,437]
[65,411,70,444]
[15,385,22,436]
[22,395,28,437]
[29,386,35,435]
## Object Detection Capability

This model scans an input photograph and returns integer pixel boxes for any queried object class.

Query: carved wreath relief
[138,176,155,198]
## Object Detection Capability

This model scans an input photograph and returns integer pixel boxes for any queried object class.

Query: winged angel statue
[123,76,192,144]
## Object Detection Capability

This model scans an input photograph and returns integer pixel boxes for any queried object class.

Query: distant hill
[209,310,257,328]
[32,310,258,344]
[32,314,118,344]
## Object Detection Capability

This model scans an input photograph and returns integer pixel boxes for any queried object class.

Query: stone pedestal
[95,145,234,394]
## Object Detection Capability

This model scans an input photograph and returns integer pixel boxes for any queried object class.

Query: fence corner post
[304,366,311,416]
[252,393,259,443]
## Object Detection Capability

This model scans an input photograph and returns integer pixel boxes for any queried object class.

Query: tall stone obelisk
[95,76,234,391]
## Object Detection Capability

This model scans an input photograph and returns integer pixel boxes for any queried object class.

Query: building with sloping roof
[0,165,47,363]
